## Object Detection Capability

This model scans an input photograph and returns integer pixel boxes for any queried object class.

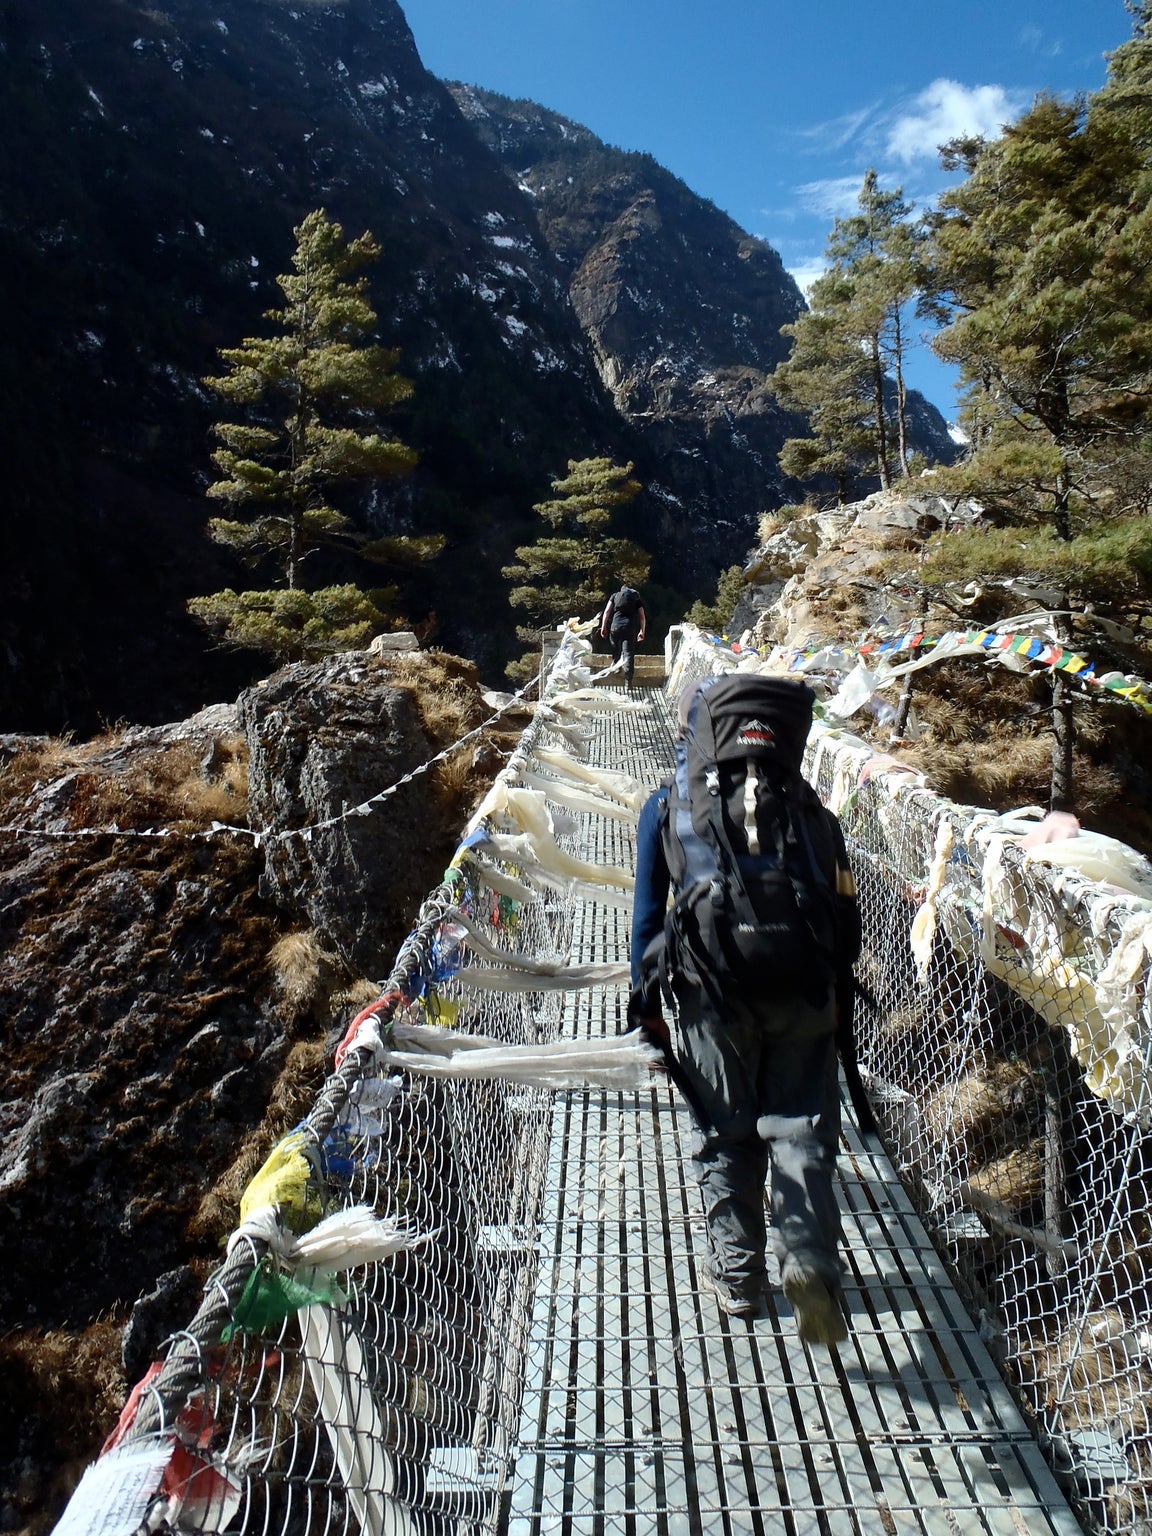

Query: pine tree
[1101,3,1152,154]
[187,585,400,660]
[921,50,1152,809]
[503,457,649,680]
[769,270,875,505]
[189,209,436,661]
[924,92,1152,538]
[767,172,922,499]
[825,170,921,484]
[685,564,748,633]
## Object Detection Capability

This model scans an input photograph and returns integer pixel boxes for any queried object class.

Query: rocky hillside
[0,0,628,731]
[449,86,958,568]
[0,0,954,736]
[447,85,805,572]
[0,644,517,1532]
[733,489,1152,851]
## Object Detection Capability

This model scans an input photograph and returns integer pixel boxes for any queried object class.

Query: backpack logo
[737,718,775,748]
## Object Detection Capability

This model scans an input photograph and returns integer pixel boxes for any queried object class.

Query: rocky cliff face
[448,90,802,407]
[0,0,955,737]
[0,0,625,729]
[449,87,958,572]
[448,86,807,570]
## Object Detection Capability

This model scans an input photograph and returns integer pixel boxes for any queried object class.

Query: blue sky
[398,0,1131,420]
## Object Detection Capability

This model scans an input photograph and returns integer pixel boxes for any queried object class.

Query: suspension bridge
[55,627,1152,1536]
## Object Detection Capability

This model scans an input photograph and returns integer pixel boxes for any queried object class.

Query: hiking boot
[700,1263,764,1320]
[781,1263,848,1347]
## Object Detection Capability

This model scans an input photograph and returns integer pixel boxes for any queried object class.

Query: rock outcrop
[733,489,957,650]
[0,645,497,1532]
[240,648,487,972]
[731,488,1152,853]
[0,708,276,1326]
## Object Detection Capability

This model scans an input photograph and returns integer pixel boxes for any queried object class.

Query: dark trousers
[672,989,842,1295]
[609,621,638,682]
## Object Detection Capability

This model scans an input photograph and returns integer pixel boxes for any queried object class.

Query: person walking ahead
[629,675,860,1343]
[600,584,646,685]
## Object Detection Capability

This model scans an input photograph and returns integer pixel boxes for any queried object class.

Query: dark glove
[836,972,877,1136]
[638,1013,670,1074]
[639,1013,670,1052]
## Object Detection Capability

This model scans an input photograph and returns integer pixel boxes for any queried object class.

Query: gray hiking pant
[672,989,842,1297]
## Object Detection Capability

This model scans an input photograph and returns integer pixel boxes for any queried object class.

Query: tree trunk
[1051,671,1075,812]
[1050,599,1075,813]
[871,338,890,489]
[892,671,915,741]
[893,306,909,477]
[288,517,301,591]
[1049,470,1075,809]
[287,400,308,590]
[1053,461,1073,544]
[892,619,924,740]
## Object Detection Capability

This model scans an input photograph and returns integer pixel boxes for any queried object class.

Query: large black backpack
[612,586,641,621]
[656,673,844,1015]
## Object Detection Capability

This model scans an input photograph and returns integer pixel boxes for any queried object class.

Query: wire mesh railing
[54,625,657,1536]
[57,614,1152,1536]
[668,623,1152,1536]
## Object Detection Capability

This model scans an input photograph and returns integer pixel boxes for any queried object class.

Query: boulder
[850,489,957,535]
[240,651,452,973]
[369,631,420,654]
[747,516,822,582]
[0,719,284,1330]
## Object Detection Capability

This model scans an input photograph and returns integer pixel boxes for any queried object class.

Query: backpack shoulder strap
[783,775,831,887]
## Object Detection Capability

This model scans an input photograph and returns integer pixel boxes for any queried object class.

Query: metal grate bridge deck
[505,683,1082,1536]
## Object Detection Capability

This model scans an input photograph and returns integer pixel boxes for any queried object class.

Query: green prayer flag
[224,1261,348,1340]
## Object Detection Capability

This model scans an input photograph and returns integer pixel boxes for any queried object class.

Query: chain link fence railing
[669,623,1152,1536]
[57,615,1152,1536]
[54,627,657,1536]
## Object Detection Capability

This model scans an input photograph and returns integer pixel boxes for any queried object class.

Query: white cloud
[886,79,1025,164]
[785,258,827,298]
[793,175,865,219]
[796,103,880,152]
[1020,25,1062,59]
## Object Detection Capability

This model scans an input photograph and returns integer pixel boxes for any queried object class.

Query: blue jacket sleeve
[630,786,670,995]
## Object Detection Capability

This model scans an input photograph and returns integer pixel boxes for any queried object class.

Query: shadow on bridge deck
[506,683,1081,1536]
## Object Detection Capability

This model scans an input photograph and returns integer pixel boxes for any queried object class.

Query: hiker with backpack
[629,674,861,1343]
[600,584,647,685]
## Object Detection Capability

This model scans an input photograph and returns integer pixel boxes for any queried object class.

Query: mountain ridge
[0,0,953,733]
